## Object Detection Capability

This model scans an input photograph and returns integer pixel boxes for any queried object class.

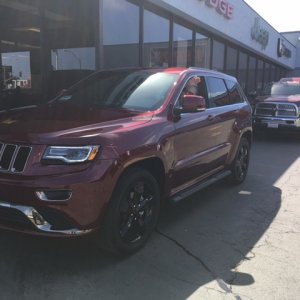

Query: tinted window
[144,10,170,67]
[248,56,256,94]
[257,60,264,91]
[212,40,225,71]
[237,51,248,91]
[225,80,244,104]
[206,77,230,107]
[103,0,139,68]
[195,33,210,68]
[173,24,192,67]
[56,71,179,111]
[226,47,237,77]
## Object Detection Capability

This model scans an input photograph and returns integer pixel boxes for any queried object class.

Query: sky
[244,0,300,32]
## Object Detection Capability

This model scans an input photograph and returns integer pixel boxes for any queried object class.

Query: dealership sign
[277,38,292,58]
[199,0,234,19]
[251,18,269,50]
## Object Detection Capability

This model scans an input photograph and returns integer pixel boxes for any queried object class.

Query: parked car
[253,79,300,131]
[0,67,252,254]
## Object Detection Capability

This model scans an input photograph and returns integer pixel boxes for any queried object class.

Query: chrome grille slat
[0,142,31,173]
[255,102,298,118]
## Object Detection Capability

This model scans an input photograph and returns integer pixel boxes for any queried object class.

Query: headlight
[42,146,99,164]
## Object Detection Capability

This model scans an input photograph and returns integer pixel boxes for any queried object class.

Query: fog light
[32,210,46,226]
[36,190,72,201]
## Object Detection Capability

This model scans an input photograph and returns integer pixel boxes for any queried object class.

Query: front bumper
[253,116,300,129]
[0,159,117,237]
[0,201,93,236]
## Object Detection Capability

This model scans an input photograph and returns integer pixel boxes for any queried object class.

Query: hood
[263,95,300,106]
[0,103,153,144]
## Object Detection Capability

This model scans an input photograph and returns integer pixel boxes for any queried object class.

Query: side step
[170,170,231,203]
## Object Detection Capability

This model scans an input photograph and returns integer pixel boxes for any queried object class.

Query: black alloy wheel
[101,168,160,254]
[230,138,250,184]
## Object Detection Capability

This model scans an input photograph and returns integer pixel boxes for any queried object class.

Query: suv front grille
[255,102,298,118]
[0,143,31,173]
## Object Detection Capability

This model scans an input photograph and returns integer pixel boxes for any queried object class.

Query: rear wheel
[230,137,250,184]
[100,168,160,255]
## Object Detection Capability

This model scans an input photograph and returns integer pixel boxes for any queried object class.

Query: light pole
[63,49,82,69]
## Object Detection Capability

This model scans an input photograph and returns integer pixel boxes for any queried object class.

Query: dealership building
[0,0,299,106]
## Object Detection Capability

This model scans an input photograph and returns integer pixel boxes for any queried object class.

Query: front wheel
[100,168,160,255]
[230,137,250,184]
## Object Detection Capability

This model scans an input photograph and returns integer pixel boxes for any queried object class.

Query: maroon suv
[0,68,252,254]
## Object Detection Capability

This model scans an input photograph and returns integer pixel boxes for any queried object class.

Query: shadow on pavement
[0,134,299,299]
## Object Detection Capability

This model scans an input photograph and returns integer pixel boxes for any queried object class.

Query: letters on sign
[199,0,234,19]
[277,38,292,58]
[251,18,269,50]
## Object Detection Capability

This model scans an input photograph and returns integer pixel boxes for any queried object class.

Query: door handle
[207,115,215,121]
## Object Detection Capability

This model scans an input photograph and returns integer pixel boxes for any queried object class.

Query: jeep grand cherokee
[0,68,252,254]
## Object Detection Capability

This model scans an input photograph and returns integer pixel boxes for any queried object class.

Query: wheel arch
[118,157,166,200]
[241,129,253,148]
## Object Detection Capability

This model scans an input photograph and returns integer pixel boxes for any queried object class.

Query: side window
[206,77,230,107]
[178,75,207,106]
[225,80,244,104]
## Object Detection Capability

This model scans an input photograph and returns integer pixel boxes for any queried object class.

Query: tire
[230,137,250,184]
[100,168,160,255]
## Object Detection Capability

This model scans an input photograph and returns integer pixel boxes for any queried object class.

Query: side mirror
[175,95,206,115]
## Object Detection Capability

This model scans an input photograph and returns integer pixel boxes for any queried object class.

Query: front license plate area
[267,122,278,128]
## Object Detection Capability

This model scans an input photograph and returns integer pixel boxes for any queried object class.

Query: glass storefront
[1,0,42,108]
[0,0,290,109]
[248,56,256,94]
[103,0,139,69]
[212,40,225,71]
[237,51,248,91]
[45,0,98,99]
[173,23,192,67]
[144,10,170,67]
[195,33,210,68]
[226,46,238,77]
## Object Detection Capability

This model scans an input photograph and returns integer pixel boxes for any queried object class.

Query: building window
[103,0,139,68]
[264,63,270,85]
[195,33,210,68]
[212,40,225,71]
[247,56,256,94]
[225,46,237,77]
[144,10,170,67]
[237,51,248,91]
[1,0,42,108]
[256,60,264,91]
[45,0,98,99]
[173,23,192,67]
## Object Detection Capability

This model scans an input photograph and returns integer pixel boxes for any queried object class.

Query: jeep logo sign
[199,0,234,19]
[251,18,269,50]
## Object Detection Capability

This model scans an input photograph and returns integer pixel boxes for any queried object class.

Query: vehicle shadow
[0,136,298,299]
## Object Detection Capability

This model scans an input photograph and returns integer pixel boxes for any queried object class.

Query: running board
[170,170,231,203]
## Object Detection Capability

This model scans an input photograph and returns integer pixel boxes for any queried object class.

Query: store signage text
[251,18,269,50]
[277,38,292,58]
[199,0,234,19]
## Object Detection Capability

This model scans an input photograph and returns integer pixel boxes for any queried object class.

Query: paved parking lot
[0,133,299,300]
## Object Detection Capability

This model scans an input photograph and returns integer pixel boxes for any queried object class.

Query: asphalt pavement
[0,132,299,300]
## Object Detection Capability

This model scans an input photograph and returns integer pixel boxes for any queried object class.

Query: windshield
[271,82,300,96]
[55,70,179,111]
